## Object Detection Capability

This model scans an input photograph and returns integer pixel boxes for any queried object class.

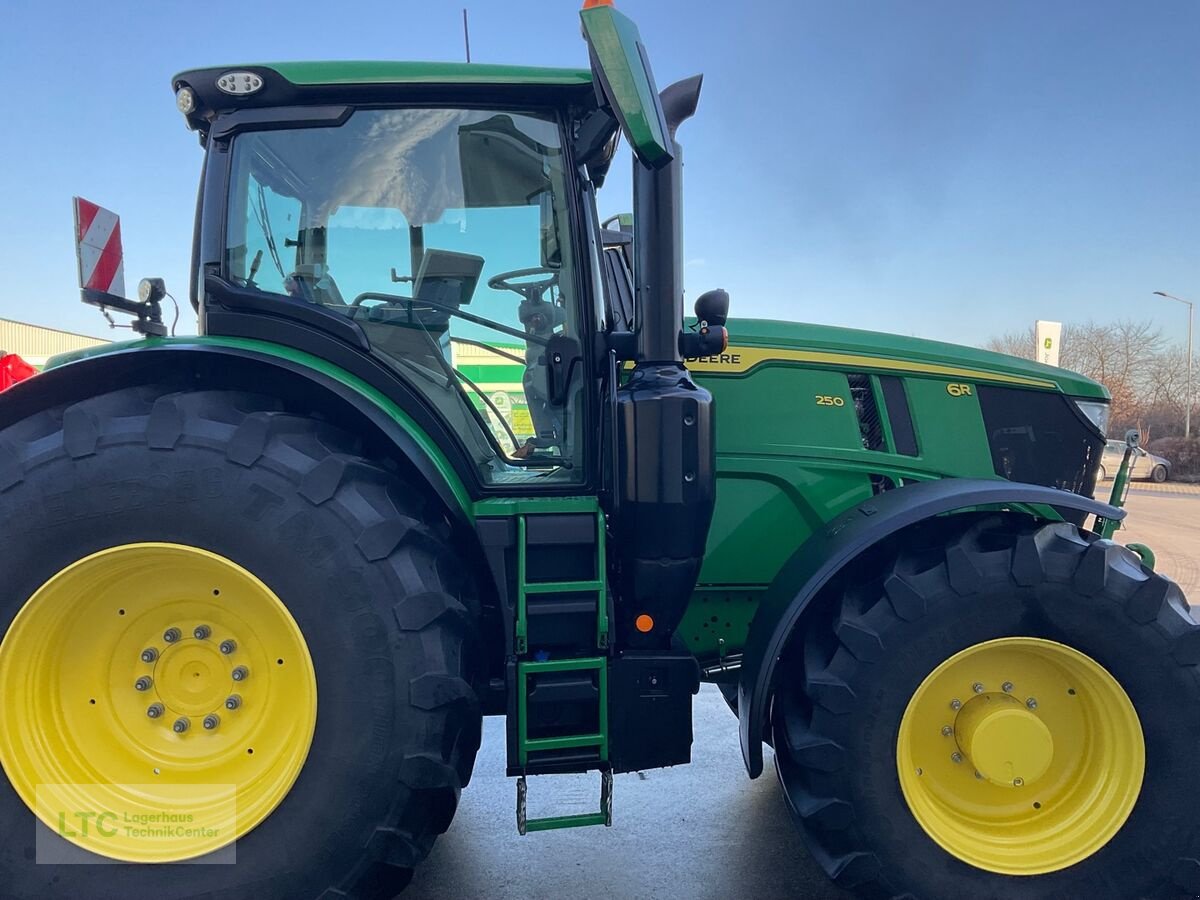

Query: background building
[0,318,108,369]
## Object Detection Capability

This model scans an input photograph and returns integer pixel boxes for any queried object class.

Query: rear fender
[1,339,474,529]
[737,478,1124,777]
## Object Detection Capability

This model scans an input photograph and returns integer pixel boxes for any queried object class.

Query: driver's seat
[289,264,346,307]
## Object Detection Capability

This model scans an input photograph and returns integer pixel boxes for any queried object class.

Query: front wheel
[0,387,482,899]
[1152,464,1169,483]
[771,515,1200,898]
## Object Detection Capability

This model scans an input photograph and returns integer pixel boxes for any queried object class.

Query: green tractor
[1,3,1197,898]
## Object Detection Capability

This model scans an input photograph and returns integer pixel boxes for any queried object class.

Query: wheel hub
[954,693,1054,787]
[896,637,1145,875]
[0,544,317,863]
[153,639,233,718]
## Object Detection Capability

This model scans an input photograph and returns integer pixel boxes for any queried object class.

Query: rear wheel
[0,386,481,899]
[771,515,1200,898]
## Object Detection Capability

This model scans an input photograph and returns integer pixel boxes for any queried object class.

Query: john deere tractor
[1,4,1197,898]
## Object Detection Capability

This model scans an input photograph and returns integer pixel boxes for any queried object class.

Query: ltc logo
[946,383,973,398]
[58,811,118,838]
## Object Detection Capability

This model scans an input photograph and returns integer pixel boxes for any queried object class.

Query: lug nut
[135,676,153,692]
[1026,697,1039,710]
[219,640,237,655]
[1013,777,1024,787]
[147,703,165,719]
[172,718,190,734]
[225,694,242,711]
[950,698,962,711]
[941,725,953,737]
[141,648,159,664]
[1002,681,1014,693]
[951,752,963,764]
[972,682,985,694]
[193,625,211,641]
[203,715,220,731]
[231,666,249,682]
[163,627,182,644]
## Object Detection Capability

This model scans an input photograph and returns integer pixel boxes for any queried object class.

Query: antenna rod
[462,9,471,63]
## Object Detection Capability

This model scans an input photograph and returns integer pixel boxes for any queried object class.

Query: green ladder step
[516,657,608,766]
[514,511,609,654]
[517,770,613,835]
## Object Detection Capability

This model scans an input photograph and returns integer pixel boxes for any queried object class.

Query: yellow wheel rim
[0,544,317,862]
[896,637,1144,875]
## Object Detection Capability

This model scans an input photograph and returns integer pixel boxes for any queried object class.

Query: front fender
[737,477,1124,777]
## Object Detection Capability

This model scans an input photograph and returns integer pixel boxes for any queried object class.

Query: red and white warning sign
[73,196,125,299]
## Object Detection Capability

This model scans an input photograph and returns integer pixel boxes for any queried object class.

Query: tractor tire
[0,386,482,900]
[1152,464,1169,483]
[771,514,1200,899]
[718,682,739,715]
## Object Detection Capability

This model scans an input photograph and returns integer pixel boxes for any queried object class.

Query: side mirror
[580,4,674,169]
[694,289,729,327]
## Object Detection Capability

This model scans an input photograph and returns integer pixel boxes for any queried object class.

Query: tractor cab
[214,104,588,484]
[169,2,716,498]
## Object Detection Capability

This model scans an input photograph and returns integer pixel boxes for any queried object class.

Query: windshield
[224,108,584,485]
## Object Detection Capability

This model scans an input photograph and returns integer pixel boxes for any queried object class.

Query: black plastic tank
[612,362,715,650]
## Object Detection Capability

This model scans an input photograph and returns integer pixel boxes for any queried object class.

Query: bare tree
[984,328,1035,360]
[1059,320,1162,393]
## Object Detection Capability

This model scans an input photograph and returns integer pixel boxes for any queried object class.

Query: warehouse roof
[0,317,108,366]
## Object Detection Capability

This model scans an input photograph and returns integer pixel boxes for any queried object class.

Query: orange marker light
[635,614,655,633]
[583,0,614,7]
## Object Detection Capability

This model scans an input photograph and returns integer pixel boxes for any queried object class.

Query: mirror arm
[574,108,619,168]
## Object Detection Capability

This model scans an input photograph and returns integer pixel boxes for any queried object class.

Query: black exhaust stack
[632,74,702,364]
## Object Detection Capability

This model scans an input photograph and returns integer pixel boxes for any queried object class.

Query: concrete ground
[407,486,1200,900]
[1108,482,1200,600]
[408,686,849,900]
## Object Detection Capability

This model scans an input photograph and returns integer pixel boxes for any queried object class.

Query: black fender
[736,477,1125,777]
[0,341,473,533]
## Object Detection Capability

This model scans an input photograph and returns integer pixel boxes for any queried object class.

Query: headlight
[175,86,197,115]
[1074,399,1110,437]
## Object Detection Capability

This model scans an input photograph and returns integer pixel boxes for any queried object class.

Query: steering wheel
[487,267,558,304]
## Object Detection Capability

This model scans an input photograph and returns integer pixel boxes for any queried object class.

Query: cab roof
[173,61,592,90]
[172,62,597,136]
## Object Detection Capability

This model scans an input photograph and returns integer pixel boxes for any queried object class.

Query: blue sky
[1,0,1196,350]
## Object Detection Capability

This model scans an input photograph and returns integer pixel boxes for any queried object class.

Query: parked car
[1099,439,1171,482]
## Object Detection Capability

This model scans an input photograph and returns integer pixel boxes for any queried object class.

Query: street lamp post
[1154,291,1194,439]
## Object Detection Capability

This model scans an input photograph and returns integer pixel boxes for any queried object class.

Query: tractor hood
[692,318,1108,401]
